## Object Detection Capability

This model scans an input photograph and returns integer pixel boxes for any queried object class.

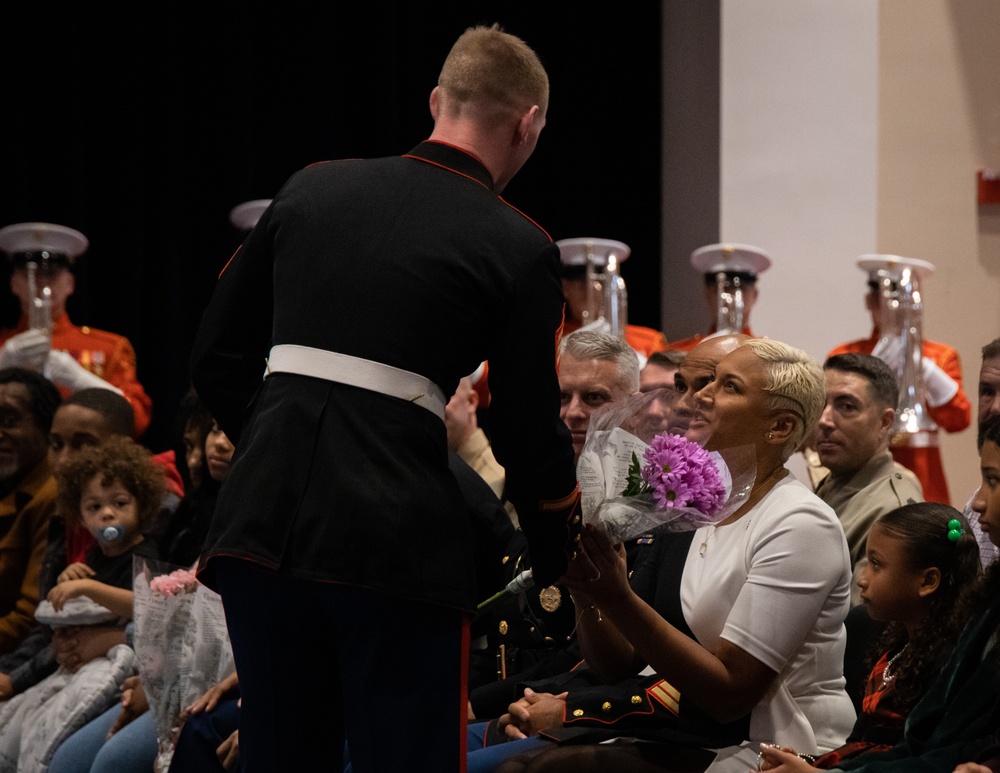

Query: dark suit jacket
[190,141,577,610]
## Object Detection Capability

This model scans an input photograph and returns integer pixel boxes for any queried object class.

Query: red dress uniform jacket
[0,314,152,438]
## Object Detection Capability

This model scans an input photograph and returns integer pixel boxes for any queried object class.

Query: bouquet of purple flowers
[578,390,755,544]
[475,390,756,618]
[622,432,727,513]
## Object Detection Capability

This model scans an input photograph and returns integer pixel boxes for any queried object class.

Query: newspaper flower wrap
[578,390,756,544]
[132,557,235,773]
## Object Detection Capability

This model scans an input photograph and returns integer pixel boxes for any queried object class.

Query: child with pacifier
[47,435,165,617]
[0,436,165,770]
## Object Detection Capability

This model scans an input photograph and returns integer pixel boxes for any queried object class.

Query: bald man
[671,333,751,437]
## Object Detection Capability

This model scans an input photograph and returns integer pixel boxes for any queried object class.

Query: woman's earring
[766,432,774,441]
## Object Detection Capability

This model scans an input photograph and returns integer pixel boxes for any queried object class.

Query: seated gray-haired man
[814,352,924,603]
[558,329,641,461]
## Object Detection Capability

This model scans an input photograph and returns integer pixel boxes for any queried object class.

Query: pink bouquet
[149,568,198,597]
[132,558,234,772]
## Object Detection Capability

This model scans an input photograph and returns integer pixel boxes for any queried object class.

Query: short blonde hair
[742,338,824,461]
[438,24,549,121]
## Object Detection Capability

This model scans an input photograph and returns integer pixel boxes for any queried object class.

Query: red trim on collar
[421,139,488,168]
[405,148,552,240]
[402,153,492,191]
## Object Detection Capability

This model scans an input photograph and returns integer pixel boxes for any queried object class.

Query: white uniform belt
[265,344,446,421]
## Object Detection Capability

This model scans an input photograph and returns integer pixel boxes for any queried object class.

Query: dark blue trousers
[213,557,469,772]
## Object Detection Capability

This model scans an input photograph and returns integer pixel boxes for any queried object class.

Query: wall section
[719,0,880,361]
[878,0,1000,504]
[713,0,1000,504]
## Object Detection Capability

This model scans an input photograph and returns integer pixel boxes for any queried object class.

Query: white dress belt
[265,344,446,421]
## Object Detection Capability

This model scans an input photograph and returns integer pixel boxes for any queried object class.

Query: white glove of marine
[0,328,51,371]
[871,336,957,408]
[871,335,905,374]
[45,350,124,395]
[921,357,959,408]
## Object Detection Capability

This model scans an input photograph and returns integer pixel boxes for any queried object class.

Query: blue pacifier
[98,525,126,543]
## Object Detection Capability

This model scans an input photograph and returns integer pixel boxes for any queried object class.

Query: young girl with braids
[759,501,981,771]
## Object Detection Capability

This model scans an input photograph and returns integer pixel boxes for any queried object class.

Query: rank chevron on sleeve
[647,679,680,716]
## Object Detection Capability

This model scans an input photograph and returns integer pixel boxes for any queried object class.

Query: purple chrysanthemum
[641,433,725,515]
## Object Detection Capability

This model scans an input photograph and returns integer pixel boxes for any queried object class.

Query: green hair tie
[947,518,965,543]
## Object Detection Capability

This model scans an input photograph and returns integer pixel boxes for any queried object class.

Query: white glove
[921,357,959,408]
[0,328,51,371]
[45,350,124,395]
[871,335,905,374]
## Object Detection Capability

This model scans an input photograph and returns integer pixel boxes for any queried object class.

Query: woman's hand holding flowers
[564,524,630,610]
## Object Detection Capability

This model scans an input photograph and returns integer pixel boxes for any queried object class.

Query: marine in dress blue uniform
[190,25,580,773]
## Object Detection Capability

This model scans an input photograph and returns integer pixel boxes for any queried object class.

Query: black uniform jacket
[190,141,577,611]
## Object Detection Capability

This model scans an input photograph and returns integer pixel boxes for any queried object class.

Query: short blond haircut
[437,24,549,122]
[742,338,825,461]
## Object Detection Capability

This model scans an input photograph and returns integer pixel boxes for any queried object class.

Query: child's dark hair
[177,386,214,491]
[56,435,166,532]
[873,502,981,709]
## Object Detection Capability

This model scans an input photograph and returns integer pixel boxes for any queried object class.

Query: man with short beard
[0,367,60,656]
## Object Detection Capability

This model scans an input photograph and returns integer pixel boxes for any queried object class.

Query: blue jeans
[47,706,157,773]
[466,721,551,773]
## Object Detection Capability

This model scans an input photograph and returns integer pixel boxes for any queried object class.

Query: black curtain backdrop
[1,4,662,453]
